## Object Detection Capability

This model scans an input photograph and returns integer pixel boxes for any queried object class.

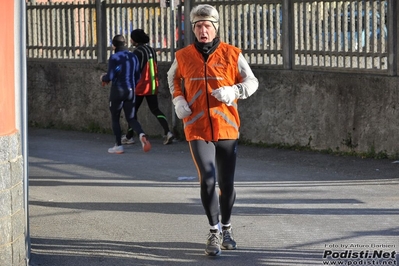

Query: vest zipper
[204,58,214,141]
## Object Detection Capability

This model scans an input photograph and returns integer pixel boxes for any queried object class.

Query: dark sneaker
[221,226,236,250]
[205,229,221,256]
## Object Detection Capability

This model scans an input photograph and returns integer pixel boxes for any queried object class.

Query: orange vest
[135,58,158,95]
[173,42,242,141]
[134,45,159,96]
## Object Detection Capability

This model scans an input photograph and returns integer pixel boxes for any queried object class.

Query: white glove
[173,96,192,119]
[211,85,240,106]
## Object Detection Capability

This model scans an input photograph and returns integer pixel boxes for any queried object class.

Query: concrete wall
[0,134,25,266]
[27,60,399,157]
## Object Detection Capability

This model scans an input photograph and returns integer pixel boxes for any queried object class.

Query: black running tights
[188,139,237,226]
[125,95,170,138]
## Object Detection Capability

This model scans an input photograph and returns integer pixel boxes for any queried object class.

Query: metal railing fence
[292,0,390,73]
[189,0,285,67]
[26,0,177,62]
[27,1,97,59]
[26,0,396,75]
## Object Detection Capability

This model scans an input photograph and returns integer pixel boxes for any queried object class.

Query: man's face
[130,39,138,47]
[193,20,216,43]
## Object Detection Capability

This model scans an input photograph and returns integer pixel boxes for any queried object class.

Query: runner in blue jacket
[101,35,151,154]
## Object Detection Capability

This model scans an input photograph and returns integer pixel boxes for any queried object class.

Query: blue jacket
[102,46,140,90]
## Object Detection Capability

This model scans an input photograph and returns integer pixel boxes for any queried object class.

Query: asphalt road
[28,128,399,266]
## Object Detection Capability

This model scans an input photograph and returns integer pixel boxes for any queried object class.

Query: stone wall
[0,132,26,266]
[27,60,399,156]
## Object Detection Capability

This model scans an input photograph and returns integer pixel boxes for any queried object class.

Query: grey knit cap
[190,4,219,32]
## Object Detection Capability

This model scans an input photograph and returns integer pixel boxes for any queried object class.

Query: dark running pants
[109,86,144,146]
[188,139,238,227]
[126,95,170,138]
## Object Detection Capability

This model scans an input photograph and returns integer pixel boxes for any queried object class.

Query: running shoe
[163,131,174,145]
[108,145,124,154]
[205,229,222,256]
[121,135,135,145]
[221,226,236,250]
[139,134,151,152]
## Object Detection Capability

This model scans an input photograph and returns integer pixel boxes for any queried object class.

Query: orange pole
[0,0,16,136]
